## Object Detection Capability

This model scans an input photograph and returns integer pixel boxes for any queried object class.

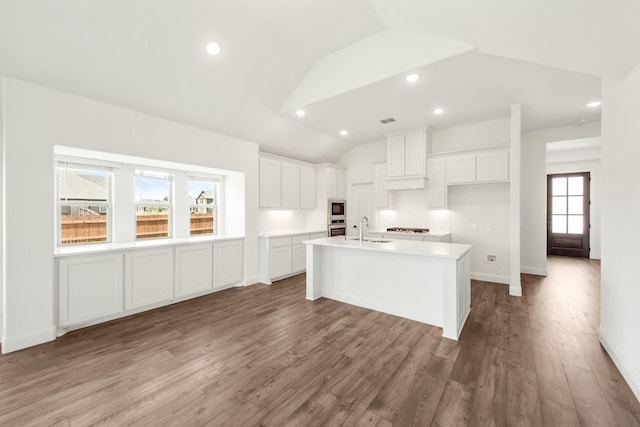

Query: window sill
[54,234,245,258]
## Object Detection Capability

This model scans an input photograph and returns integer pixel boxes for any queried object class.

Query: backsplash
[375,189,451,231]
[258,209,308,232]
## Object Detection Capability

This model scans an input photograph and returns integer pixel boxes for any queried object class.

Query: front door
[547,172,590,257]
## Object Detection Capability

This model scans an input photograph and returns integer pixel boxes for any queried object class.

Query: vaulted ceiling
[1,1,638,163]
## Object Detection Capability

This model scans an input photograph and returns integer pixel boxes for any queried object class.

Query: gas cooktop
[386,227,430,234]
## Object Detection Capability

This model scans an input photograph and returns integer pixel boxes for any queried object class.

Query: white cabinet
[175,244,213,298]
[213,239,243,288]
[58,254,123,327]
[373,162,392,209]
[327,168,346,199]
[259,157,281,208]
[270,247,292,279]
[447,150,509,185]
[365,232,450,243]
[259,231,326,283]
[427,158,447,209]
[477,151,509,182]
[260,155,316,209]
[384,129,431,190]
[299,166,316,209]
[124,248,174,310]
[292,235,307,273]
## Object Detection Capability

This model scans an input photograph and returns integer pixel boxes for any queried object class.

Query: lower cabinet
[366,232,450,243]
[57,238,244,331]
[125,248,174,310]
[260,231,326,283]
[213,240,244,288]
[270,245,293,279]
[58,254,123,327]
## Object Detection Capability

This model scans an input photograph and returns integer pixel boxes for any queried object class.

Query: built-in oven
[328,199,346,237]
[328,224,346,237]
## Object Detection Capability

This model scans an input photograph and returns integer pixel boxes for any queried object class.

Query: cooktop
[386,227,430,234]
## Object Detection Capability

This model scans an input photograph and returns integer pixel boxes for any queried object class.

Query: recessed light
[406,73,421,83]
[295,109,306,117]
[340,130,348,136]
[586,100,601,108]
[206,41,221,56]
[578,118,588,124]
[433,107,445,115]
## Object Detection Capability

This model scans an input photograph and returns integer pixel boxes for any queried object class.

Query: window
[551,175,585,234]
[135,170,173,240]
[57,163,112,245]
[188,178,217,235]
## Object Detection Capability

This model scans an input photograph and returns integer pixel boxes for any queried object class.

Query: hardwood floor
[1,256,639,426]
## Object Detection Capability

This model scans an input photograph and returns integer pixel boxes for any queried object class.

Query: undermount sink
[345,237,392,243]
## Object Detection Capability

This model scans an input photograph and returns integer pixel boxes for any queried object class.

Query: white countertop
[367,229,451,237]
[259,229,325,238]
[305,236,471,260]
[54,234,245,257]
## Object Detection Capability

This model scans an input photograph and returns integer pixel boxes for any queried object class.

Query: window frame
[134,169,174,240]
[188,176,220,236]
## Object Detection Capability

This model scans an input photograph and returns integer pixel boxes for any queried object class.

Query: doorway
[547,172,590,257]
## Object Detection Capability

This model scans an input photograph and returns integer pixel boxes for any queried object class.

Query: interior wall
[520,122,601,275]
[600,63,640,400]
[431,117,510,153]
[1,77,260,351]
[547,153,601,260]
[258,210,308,232]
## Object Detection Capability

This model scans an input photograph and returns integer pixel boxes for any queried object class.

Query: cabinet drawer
[270,236,292,248]
[292,234,309,245]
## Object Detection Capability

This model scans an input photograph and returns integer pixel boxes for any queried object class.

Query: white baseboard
[2,327,56,354]
[521,266,548,276]
[470,272,510,285]
[243,275,260,286]
[598,328,640,402]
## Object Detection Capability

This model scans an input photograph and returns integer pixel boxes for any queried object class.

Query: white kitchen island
[305,237,472,340]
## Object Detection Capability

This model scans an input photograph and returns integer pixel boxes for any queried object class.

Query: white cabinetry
[259,157,282,208]
[373,162,392,209]
[326,168,346,199]
[175,244,213,298]
[384,129,431,190]
[58,254,123,327]
[259,231,326,283]
[124,248,174,310]
[213,239,244,288]
[446,150,509,185]
[427,158,447,209]
[366,232,451,243]
[259,155,316,209]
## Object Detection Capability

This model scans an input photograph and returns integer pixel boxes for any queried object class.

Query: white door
[351,183,375,234]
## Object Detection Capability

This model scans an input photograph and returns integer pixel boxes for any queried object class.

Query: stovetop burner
[386,227,430,234]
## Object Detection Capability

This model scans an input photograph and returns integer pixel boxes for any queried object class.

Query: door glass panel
[568,215,583,234]
[568,176,583,196]
[568,196,583,215]
[552,196,567,214]
[552,215,567,233]
[552,177,567,196]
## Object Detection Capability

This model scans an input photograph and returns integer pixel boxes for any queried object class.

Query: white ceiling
[0,1,638,163]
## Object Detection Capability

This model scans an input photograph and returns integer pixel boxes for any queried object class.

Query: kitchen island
[304,236,472,340]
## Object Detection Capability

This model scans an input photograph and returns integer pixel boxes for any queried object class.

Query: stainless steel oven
[328,224,346,237]
[328,199,346,236]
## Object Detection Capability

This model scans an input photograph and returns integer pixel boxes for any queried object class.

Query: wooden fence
[60,213,214,244]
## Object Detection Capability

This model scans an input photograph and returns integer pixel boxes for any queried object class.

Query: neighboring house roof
[196,191,215,203]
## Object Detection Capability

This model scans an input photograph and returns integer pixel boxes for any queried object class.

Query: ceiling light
[406,73,421,83]
[433,107,445,115]
[340,130,348,136]
[295,109,306,117]
[206,41,221,56]
[586,100,601,108]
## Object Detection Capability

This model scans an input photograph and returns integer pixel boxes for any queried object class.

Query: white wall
[258,210,308,232]
[547,150,601,260]
[520,122,601,275]
[600,63,640,400]
[0,77,260,352]
[432,117,510,153]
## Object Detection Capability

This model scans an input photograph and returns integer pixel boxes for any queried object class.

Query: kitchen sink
[345,237,392,243]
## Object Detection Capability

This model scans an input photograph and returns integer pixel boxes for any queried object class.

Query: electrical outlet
[485,224,492,232]
[485,254,498,264]
[471,223,478,231]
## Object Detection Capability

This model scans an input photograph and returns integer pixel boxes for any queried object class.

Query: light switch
[471,224,478,231]
[485,224,492,232]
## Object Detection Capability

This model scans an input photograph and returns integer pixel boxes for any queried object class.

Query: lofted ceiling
[0,0,638,163]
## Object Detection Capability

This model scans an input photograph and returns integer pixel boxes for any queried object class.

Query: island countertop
[304,236,471,260]
[366,229,451,237]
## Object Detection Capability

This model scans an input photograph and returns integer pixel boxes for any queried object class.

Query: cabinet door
[404,131,426,176]
[387,135,405,177]
[299,166,316,209]
[259,158,281,208]
[447,155,476,184]
[292,244,306,273]
[427,158,447,209]
[213,239,243,288]
[326,169,338,198]
[476,151,509,182]
[336,170,346,199]
[374,163,391,209]
[175,244,213,297]
[270,246,292,279]
[125,249,174,310]
[59,254,123,327]
[281,163,300,208]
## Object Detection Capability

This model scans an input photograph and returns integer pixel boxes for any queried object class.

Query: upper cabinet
[446,150,509,185]
[317,164,346,200]
[259,154,316,209]
[384,129,431,190]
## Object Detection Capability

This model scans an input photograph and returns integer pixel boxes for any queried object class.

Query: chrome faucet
[359,216,369,241]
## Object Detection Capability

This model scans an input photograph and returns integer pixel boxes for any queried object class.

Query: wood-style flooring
[1,256,639,426]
